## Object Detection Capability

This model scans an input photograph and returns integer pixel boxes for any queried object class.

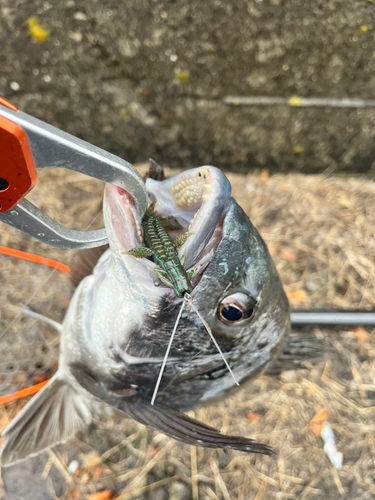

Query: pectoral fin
[0,374,94,467]
[69,362,276,456]
[125,396,276,455]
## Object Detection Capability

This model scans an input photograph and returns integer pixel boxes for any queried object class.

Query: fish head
[100,165,289,407]
[188,196,290,403]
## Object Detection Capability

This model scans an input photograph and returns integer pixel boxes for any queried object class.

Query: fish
[0,163,290,466]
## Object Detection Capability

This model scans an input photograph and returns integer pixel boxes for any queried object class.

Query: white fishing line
[152,291,239,405]
[151,298,186,405]
[184,293,239,386]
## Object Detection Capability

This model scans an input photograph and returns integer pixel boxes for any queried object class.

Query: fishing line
[0,246,70,273]
[184,293,239,386]
[153,292,239,405]
[151,298,186,405]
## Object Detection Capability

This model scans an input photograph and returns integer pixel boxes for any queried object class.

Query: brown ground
[0,166,374,499]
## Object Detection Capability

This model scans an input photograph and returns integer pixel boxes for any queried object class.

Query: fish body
[1,165,290,466]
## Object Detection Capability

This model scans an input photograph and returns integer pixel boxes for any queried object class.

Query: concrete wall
[1,0,375,174]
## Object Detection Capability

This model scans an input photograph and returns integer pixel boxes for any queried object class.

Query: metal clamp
[0,98,147,249]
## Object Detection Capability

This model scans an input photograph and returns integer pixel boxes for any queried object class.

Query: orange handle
[0,97,37,212]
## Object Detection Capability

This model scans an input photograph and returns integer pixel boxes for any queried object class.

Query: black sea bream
[1,166,290,466]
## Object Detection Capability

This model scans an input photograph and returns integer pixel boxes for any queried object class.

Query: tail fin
[0,374,94,467]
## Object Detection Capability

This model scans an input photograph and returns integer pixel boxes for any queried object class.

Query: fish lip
[103,184,144,253]
[103,184,169,296]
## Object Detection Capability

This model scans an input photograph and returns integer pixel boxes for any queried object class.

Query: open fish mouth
[103,166,232,290]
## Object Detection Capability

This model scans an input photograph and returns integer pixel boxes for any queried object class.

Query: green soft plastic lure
[124,202,193,298]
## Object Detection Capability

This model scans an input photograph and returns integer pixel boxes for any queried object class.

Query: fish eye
[217,292,256,325]
[220,305,243,322]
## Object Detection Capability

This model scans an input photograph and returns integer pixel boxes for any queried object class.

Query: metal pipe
[290,311,375,326]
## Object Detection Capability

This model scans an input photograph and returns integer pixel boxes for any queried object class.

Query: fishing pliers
[0,96,147,249]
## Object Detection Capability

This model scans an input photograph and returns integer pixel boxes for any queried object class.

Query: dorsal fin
[69,245,109,287]
[0,375,94,467]
[143,158,165,182]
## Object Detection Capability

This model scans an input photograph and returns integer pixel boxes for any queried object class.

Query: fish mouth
[103,166,232,291]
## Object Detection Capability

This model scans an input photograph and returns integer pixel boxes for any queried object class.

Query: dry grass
[0,166,374,500]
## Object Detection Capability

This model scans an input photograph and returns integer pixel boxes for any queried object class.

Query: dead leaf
[92,465,106,480]
[70,488,81,499]
[360,24,372,32]
[80,472,90,484]
[286,289,307,304]
[26,16,50,43]
[247,411,260,421]
[309,408,329,436]
[355,326,370,343]
[289,95,302,106]
[175,70,190,84]
[268,245,277,255]
[88,491,113,500]
[82,452,101,470]
[293,145,304,154]
[260,169,269,180]
[281,249,296,262]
